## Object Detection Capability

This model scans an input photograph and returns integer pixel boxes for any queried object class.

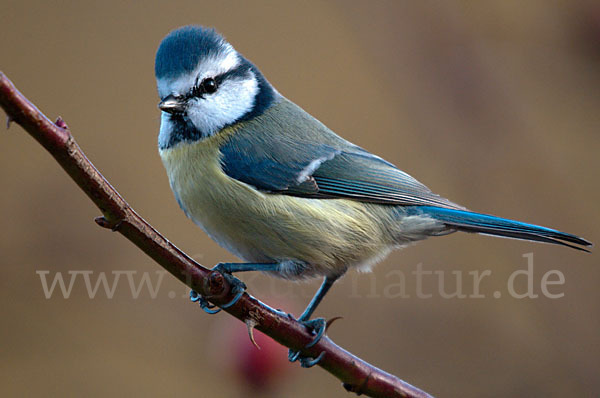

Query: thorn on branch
[343,371,374,397]
[94,216,122,231]
[54,116,68,130]
[343,382,362,395]
[326,316,343,332]
[245,318,261,349]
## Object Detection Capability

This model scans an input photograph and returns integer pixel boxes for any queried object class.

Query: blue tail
[412,206,592,252]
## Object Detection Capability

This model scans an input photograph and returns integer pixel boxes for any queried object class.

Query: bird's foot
[189,264,247,314]
[288,317,327,368]
[190,290,221,314]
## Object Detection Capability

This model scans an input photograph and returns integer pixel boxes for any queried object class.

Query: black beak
[159,94,186,115]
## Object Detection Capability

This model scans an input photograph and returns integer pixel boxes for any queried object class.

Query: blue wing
[218,98,591,251]
[219,98,463,209]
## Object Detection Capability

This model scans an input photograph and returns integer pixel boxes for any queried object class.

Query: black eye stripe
[217,64,253,82]
[189,63,253,98]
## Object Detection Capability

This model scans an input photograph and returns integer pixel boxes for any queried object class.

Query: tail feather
[413,206,592,252]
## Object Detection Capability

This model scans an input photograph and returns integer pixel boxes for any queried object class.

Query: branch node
[94,216,122,231]
[204,270,226,297]
[343,372,372,397]
[54,116,69,130]
[343,383,362,395]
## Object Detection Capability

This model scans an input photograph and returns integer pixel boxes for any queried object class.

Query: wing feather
[219,97,464,210]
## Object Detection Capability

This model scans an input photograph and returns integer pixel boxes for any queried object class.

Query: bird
[154,25,591,366]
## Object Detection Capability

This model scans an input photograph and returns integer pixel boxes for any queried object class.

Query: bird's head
[155,26,275,149]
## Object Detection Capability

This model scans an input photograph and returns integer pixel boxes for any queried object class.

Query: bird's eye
[201,77,218,94]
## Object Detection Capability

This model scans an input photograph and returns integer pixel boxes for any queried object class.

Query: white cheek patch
[186,73,259,136]
[156,44,258,139]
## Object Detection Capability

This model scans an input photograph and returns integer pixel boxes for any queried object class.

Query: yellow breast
[159,128,396,278]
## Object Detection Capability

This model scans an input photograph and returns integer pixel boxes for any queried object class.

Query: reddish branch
[0,71,434,398]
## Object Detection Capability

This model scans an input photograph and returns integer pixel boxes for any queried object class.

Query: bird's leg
[191,262,339,368]
[288,275,339,368]
[190,262,280,314]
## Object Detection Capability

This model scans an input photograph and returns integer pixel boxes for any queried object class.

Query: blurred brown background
[1,1,599,397]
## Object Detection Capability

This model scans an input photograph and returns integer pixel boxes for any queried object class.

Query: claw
[299,351,325,368]
[189,266,247,314]
[288,349,301,362]
[6,115,12,129]
[303,318,326,348]
[287,316,327,366]
[219,278,245,309]
[211,265,246,309]
[288,315,337,367]
[189,290,201,302]
[288,348,326,367]
[190,290,221,314]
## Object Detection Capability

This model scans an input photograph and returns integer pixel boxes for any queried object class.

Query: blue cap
[155,25,228,79]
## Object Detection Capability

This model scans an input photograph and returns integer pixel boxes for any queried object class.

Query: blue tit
[155,26,591,365]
